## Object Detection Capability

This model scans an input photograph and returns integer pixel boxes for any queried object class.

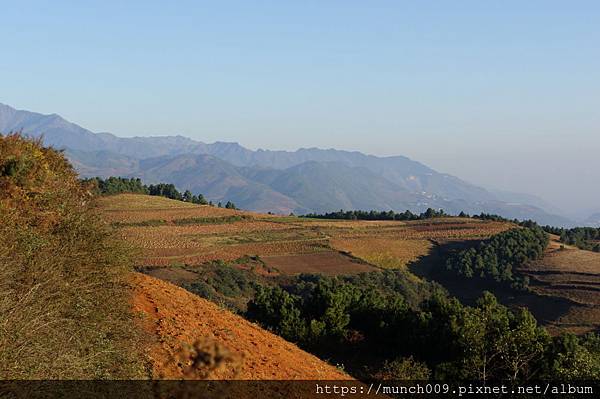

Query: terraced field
[99,194,512,272]
[518,237,600,334]
[101,194,600,335]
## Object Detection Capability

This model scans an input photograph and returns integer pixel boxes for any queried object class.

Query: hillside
[0,102,573,225]
[0,134,144,379]
[131,272,351,379]
[100,193,600,338]
[519,237,600,335]
[98,193,512,268]
[100,193,600,382]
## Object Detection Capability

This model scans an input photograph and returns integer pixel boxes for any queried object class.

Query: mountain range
[0,102,581,226]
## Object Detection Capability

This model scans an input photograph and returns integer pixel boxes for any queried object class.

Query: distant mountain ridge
[583,213,600,228]
[0,102,575,226]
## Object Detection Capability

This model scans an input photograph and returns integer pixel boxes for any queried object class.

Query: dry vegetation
[99,193,600,337]
[519,238,600,334]
[0,134,145,379]
[331,238,433,269]
[101,195,513,274]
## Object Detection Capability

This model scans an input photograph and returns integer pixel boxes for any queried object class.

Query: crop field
[262,252,378,276]
[330,238,433,269]
[99,195,513,270]
[96,193,250,224]
[98,194,600,335]
[518,242,600,334]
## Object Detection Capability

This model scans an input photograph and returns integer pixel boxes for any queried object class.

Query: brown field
[101,195,512,270]
[262,252,378,276]
[96,193,256,224]
[330,237,432,269]
[99,194,600,335]
[518,242,600,334]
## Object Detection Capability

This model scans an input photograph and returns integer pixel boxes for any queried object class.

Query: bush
[0,134,144,379]
[374,357,431,380]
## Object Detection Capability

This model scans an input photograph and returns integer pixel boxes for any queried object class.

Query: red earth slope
[130,272,351,380]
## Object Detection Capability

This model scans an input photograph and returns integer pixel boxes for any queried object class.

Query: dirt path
[130,272,351,380]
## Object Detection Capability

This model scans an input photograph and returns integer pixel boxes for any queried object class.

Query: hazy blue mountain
[582,213,600,227]
[66,149,140,178]
[489,189,566,216]
[0,103,203,158]
[0,102,576,225]
[135,153,304,213]
[241,161,423,212]
[201,142,494,203]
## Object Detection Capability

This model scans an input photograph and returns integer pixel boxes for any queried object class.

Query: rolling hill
[0,102,574,225]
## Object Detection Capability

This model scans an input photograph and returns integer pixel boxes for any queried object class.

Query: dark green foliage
[302,208,447,221]
[544,226,600,252]
[112,219,167,227]
[147,183,182,200]
[474,213,600,252]
[85,176,218,206]
[246,273,600,381]
[183,260,265,312]
[247,276,363,346]
[84,176,148,195]
[446,227,548,289]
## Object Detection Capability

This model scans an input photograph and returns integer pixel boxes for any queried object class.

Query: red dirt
[130,272,351,380]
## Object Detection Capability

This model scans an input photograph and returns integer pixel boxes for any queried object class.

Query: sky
[1,1,599,215]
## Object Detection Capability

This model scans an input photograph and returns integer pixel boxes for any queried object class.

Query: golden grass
[0,135,145,379]
[331,237,433,269]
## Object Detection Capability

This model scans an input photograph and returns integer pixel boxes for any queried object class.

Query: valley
[99,193,600,379]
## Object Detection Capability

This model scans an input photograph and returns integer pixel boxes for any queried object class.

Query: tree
[195,193,208,205]
[183,190,193,202]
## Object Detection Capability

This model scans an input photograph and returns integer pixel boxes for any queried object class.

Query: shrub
[0,134,144,379]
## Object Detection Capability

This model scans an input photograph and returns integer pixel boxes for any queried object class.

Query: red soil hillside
[130,272,351,380]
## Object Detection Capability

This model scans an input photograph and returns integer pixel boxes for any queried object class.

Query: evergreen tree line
[475,213,600,253]
[302,208,447,221]
[246,274,600,381]
[445,227,549,289]
[83,176,237,209]
[544,226,600,252]
[303,208,599,253]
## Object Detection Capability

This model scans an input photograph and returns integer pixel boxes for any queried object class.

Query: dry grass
[97,193,260,223]
[100,195,512,270]
[515,236,600,334]
[330,237,433,269]
[0,134,145,379]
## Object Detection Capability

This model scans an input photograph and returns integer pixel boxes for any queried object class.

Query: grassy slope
[0,135,144,379]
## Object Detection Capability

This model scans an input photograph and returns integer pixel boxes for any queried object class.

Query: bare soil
[130,272,351,380]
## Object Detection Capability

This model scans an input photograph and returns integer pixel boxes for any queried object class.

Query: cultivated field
[101,194,600,335]
[262,252,377,276]
[519,239,600,334]
[99,194,511,272]
[331,238,433,269]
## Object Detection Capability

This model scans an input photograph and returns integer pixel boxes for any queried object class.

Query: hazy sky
[2,1,599,214]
